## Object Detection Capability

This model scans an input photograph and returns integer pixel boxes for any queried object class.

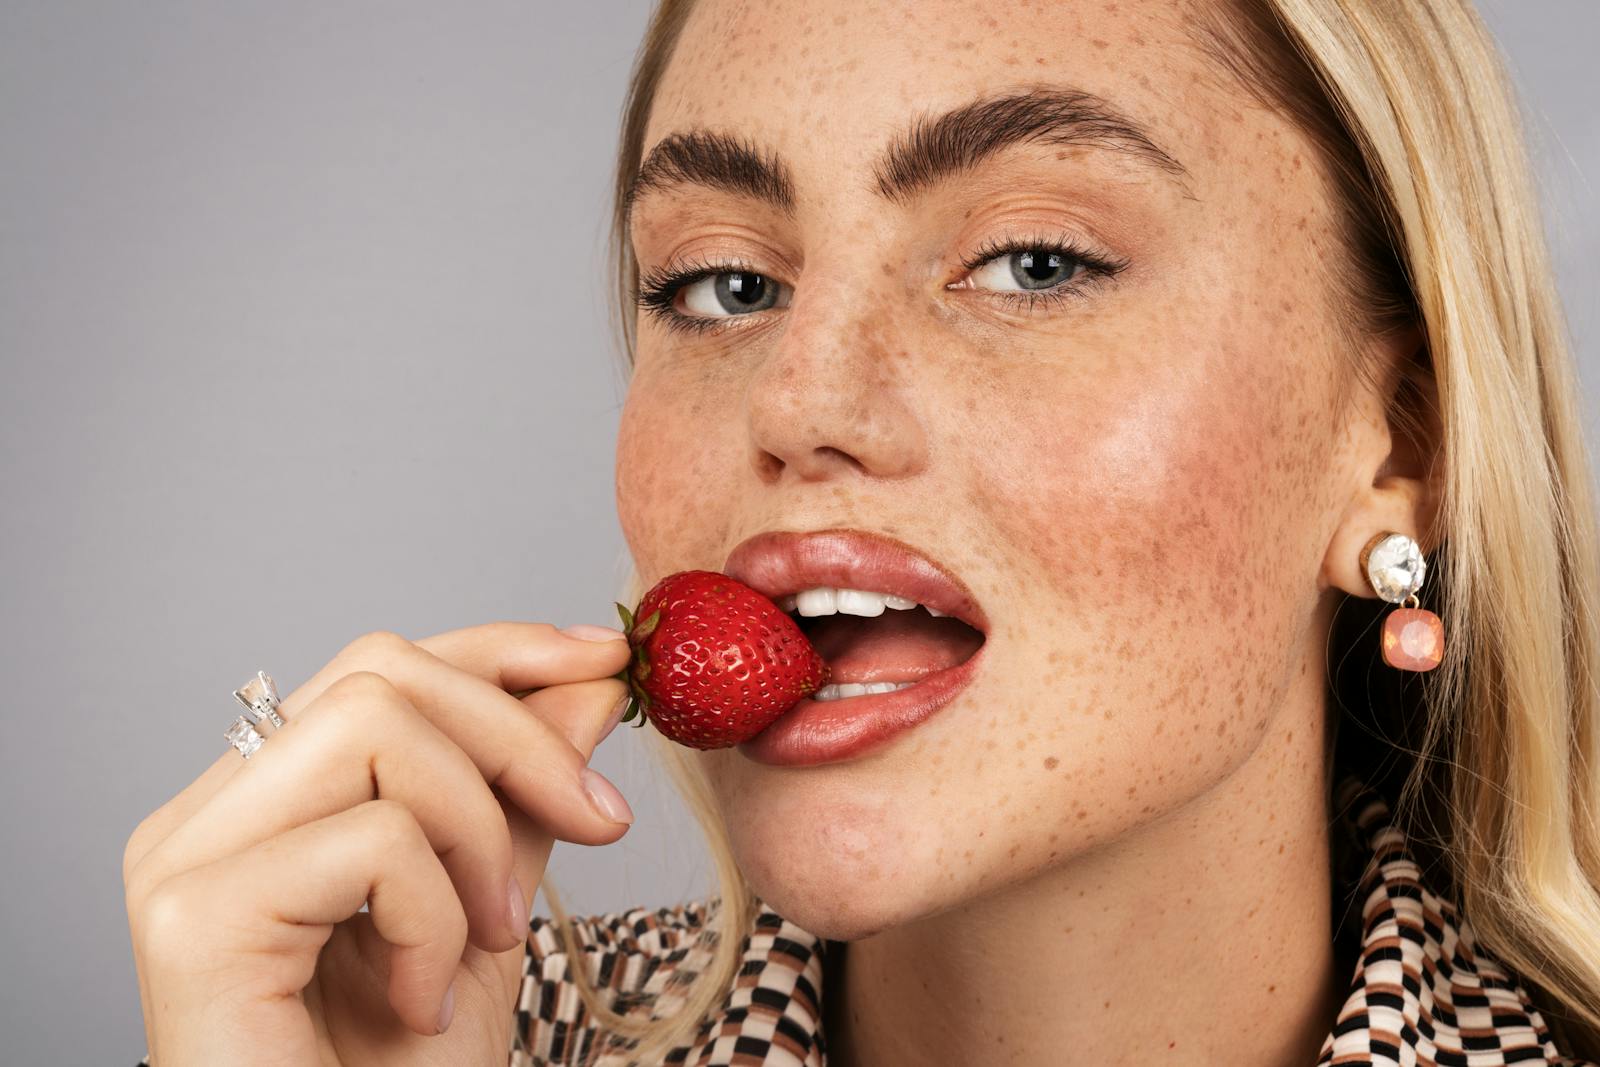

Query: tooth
[777,594,798,612]
[834,682,869,698]
[814,683,843,701]
[883,594,918,610]
[835,589,888,616]
[795,588,838,616]
[862,681,897,694]
[925,606,947,617]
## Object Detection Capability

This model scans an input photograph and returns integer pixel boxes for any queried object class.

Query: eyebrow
[625,85,1191,222]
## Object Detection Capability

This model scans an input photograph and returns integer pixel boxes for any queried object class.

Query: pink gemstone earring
[1360,531,1444,672]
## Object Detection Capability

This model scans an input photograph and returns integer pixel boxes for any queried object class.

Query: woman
[124,0,1600,1063]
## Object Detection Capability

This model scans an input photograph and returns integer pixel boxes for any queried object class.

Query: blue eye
[680,270,790,317]
[971,248,1085,291]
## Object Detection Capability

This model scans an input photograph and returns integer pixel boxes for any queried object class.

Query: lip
[723,527,988,767]
[721,528,990,635]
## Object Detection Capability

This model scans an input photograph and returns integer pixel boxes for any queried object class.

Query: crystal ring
[225,670,285,759]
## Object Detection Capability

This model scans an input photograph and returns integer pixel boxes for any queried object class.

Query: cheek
[964,328,1338,813]
[615,361,740,579]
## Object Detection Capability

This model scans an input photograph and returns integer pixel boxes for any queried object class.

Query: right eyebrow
[624,84,1192,223]
[626,129,798,220]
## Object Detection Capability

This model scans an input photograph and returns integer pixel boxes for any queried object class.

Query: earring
[1360,531,1444,672]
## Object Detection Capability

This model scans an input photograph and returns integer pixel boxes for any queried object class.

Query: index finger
[287,620,629,718]
[125,621,631,878]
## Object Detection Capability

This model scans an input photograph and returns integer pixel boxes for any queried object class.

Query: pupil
[1013,249,1071,289]
[717,271,770,310]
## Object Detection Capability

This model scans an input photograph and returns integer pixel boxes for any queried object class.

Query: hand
[123,622,635,1065]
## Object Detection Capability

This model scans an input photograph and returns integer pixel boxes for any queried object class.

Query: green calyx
[611,601,662,729]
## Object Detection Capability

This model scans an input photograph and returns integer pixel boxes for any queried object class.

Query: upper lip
[721,527,989,634]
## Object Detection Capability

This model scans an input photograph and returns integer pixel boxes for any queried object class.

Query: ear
[1321,322,1445,598]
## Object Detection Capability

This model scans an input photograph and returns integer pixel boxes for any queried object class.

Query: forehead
[643,0,1249,201]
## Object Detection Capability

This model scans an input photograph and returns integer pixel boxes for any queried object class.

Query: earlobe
[1320,488,1436,600]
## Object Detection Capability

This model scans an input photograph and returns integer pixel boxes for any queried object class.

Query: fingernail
[581,766,634,825]
[437,979,456,1034]
[599,693,630,744]
[507,875,527,939]
[561,624,627,643]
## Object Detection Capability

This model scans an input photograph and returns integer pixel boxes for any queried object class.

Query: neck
[821,657,1346,1067]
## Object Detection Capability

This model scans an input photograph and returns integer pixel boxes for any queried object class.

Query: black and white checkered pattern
[134,773,1596,1065]
[1316,777,1594,1066]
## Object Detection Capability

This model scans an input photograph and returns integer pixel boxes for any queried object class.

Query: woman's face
[616,0,1374,939]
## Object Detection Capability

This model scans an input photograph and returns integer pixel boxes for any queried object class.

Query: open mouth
[779,588,987,700]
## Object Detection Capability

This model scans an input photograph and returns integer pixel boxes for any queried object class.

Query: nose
[744,275,929,485]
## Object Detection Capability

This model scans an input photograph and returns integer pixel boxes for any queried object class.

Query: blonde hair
[540,0,1600,1060]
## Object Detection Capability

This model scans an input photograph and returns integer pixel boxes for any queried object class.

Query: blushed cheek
[971,332,1327,747]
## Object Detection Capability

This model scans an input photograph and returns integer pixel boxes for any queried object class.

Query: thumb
[505,676,635,917]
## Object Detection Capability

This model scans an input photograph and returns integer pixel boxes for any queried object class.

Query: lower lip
[735,644,986,766]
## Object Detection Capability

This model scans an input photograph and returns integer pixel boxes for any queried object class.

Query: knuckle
[324,669,405,717]
[319,673,415,747]
[132,878,205,962]
[360,797,425,853]
[339,628,414,664]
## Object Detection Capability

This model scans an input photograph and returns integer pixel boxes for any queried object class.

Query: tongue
[802,609,985,684]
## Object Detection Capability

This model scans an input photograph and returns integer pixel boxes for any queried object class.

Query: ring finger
[133,670,525,953]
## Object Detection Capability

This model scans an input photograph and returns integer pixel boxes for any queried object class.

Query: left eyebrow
[872,85,1192,204]
[625,84,1192,222]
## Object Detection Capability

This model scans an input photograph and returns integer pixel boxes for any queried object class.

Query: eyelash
[634,233,1131,336]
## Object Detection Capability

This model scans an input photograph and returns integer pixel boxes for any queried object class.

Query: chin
[712,781,948,941]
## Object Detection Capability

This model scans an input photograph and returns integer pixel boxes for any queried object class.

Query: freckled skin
[613,1,1431,1064]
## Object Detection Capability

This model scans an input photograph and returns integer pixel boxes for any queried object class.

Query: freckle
[1044,755,1059,769]
[1090,38,1109,49]
[1007,843,1020,858]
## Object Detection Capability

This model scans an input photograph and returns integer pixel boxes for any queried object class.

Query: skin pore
[613,1,1436,1064]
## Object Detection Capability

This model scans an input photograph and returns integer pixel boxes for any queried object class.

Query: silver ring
[224,670,285,759]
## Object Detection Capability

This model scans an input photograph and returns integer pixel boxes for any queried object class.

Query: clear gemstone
[235,671,279,710]
[1365,534,1425,603]
[224,715,265,758]
[235,671,284,728]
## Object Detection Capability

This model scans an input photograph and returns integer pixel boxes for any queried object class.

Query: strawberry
[612,570,830,749]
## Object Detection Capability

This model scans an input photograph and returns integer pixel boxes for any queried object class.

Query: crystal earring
[1360,531,1444,672]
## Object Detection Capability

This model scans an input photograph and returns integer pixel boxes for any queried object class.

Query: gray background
[1,2,1594,1061]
